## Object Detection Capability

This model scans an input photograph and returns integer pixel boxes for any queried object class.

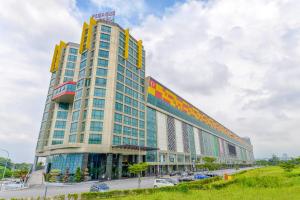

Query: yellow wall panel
[137,40,143,69]
[79,22,89,54]
[53,41,66,72]
[124,29,129,59]
[86,17,97,50]
[50,45,59,72]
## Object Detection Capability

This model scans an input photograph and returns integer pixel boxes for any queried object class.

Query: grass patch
[98,166,300,200]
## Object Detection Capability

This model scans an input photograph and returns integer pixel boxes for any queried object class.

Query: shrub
[49,169,61,182]
[53,194,65,200]
[80,176,221,199]
[68,193,79,200]
[236,176,283,188]
[280,161,296,172]
[75,167,82,182]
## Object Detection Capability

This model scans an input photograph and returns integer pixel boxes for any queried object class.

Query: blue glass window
[115,102,123,112]
[93,98,105,108]
[53,130,64,139]
[100,33,110,41]
[94,88,106,97]
[69,48,78,54]
[113,135,121,145]
[65,69,74,77]
[91,110,104,120]
[52,140,63,145]
[116,82,124,92]
[114,113,122,123]
[66,62,75,69]
[98,58,108,67]
[57,111,68,119]
[90,121,103,132]
[55,120,66,129]
[59,103,69,110]
[113,124,122,134]
[68,55,77,62]
[88,134,102,144]
[101,25,111,33]
[95,78,107,87]
[98,50,109,58]
[116,92,123,101]
[96,68,107,76]
[100,41,110,49]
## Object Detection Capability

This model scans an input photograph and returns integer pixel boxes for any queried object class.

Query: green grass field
[104,167,300,200]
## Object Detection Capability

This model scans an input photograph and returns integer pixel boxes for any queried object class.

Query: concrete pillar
[81,153,89,171]
[33,156,38,171]
[118,154,123,179]
[106,153,113,180]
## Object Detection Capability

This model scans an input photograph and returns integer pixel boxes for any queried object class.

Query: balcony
[52,81,76,103]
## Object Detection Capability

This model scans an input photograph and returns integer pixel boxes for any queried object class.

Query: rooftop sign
[92,11,115,22]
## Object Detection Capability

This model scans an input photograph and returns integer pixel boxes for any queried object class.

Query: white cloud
[0,0,81,162]
[1,0,300,162]
[132,0,300,158]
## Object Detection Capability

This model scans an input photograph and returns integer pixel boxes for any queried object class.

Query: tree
[0,157,13,169]
[269,154,280,166]
[13,169,28,181]
[280,161,296,172]
[128,162,148,188]
[0,166,12,179]
[202,157,219,171]
[75,167,82,182]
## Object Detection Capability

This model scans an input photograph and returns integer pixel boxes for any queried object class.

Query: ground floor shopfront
[36,152,197,180]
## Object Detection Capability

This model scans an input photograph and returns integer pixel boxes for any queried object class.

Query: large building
[35,15,254,179]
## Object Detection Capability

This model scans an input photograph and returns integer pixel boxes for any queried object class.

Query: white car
[153,179,175,188]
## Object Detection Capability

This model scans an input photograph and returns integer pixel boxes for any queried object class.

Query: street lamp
[0,148,10,180]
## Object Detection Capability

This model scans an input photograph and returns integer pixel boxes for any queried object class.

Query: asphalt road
[0,167,254,199]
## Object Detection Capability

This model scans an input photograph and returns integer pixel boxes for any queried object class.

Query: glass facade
[112,30,146,147]
[146,107,157,162]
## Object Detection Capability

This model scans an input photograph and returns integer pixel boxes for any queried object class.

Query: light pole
[0,148,10,180]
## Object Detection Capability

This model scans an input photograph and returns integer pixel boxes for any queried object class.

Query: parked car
[90,183,110,192]
[194,174,210,180]
[187,171,194,176]
[162,178,179,185]
[154,179,175,188]
[203,172,219,177]
[179,171,188,176]
[169,171,178,176]
[178,176,194,182]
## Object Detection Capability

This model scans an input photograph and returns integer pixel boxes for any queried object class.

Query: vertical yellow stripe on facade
[50,45,59,72]
[137,40,143,69]
[53,41,66,72]
[86,17,97,51]
[124,29,129,59]
[79,22,89,54]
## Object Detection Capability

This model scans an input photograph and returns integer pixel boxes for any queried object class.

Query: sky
[0,0,300,163]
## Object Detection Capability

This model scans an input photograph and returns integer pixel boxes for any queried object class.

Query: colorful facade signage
[147,77,244,144]
[92,11,115,22]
